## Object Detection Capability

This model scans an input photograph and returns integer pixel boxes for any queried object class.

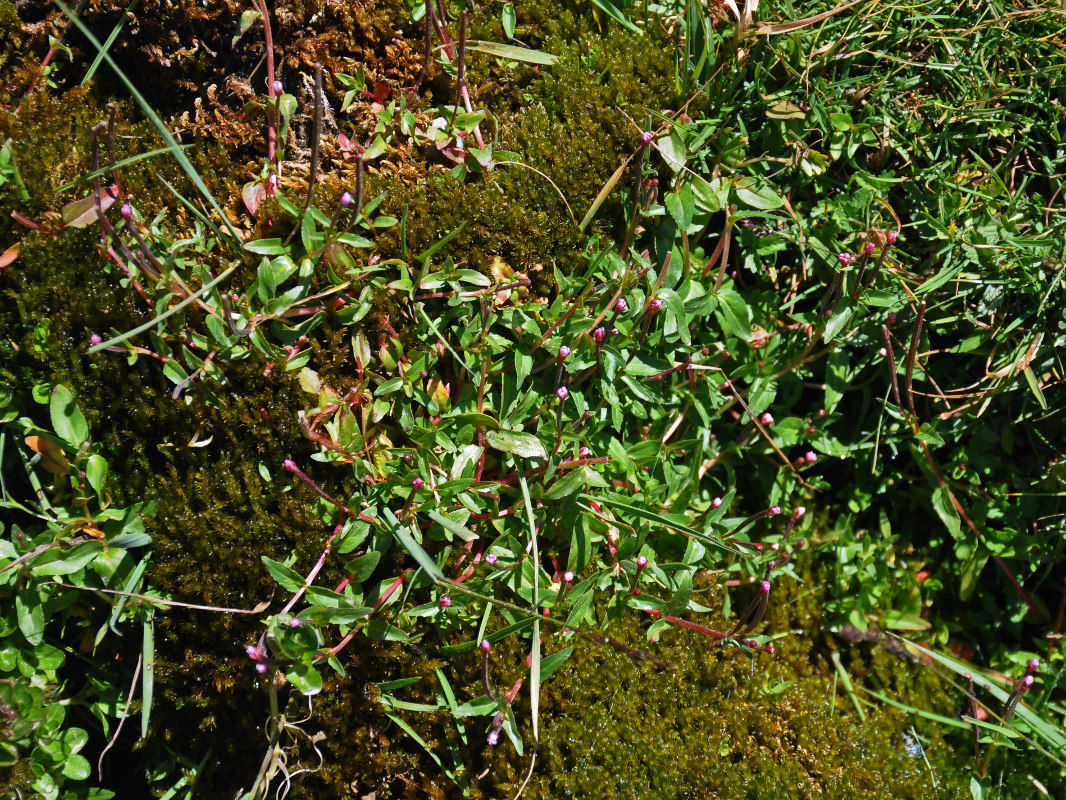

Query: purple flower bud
[485,553,497,565]
[616,298,628,313]
[887,230,899,245]
[887,312,897,324]
[481,639,492,654]
[760,580,771,594]
[642,131,654,145]
[837,252,853,267]
[805,451,817,463]
[283,459,297,472]
[89,334,102,345]
[650,298,663,311]
[769,505,781,516]
[636,555,648,568]
[557,386,569,401]
[593,327,606,343]
[712,497,723,509]
[340,191,353,208]
[563,571,574,583]
[289,617,302,628]
[256,662,268,674]
[558,345,571,359]
[1028,658,1040,674]
[120,203,132,220]
[487,730,499,746]
[439,596,452,608]
[864,241,876,253]
[760,413,774,425]
[412,476,424,489]
[272,80,283,94]
[1021,674,1035,690]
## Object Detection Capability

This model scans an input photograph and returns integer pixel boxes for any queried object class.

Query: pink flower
[642,131,654,145]
[120,203,132,220]
[837,253,853,267]
[864,241,876,253]
[412,477,424,489]
[769,505,781,516]
[340,191,353,207]
[485,553,497,565]
[439,596,452,608]
[616,298,628,313]
[760,580,771,594]
[558,345,571,359]
[760,413,774,425]
[563,571,574,583]
[593,327,606,343]
[805,451,817,463]
[89,334,102,345]
[272,80,283,94]
[650,298,663,311]
[283,459,296,472]
[481,639,492,654]
[557,386,569,401]
[887,230,899,245]
[712,497,722,509]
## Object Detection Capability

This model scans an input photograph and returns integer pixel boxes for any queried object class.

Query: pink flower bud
[272,80,283,94]
[616,298,628,313]
[650,298,663,311]
[642,131,654,145]
[246,644,261,659]
[120,203,132,220]
[558,345,571,359]
[864,241,876,253]
[578,446,591,457]
[439,596,452,608]
[90,334,102,345]
[289,617,302,627]
[412,476,424,489]
[1028,658,1040,674]
[481,639,492,654]
[487,730,499,746]
[796,506,807,518]
[485,553,498,565]
[563,571,574,583]
[593,327,606,343]
[557,386,569,400]
[769,505,781,516]
[1021,674,1035,690]
[636,555,648,568]
[256,662,268,673]
[805,452,817,463]
[760,580,771,594]
[712,497,722,509]
[340,191,353,207]
[837,252,853,267]
[760,413,774,425]
[887,230,899,244]
[283,459,296,472]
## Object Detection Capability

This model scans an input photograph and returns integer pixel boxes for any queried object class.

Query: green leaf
[31,541,103,576]
[285,660,323,695]
[61,752,91,781]
[343,551,381,584]
[930,486,961,539]
[714,286,752,341]
[486,429,547,460]
[882,610,931,631]
[16,590,45,646]
[542,466,589,500]
[501,2,516,38]
[50,385,88,447]
[261,556,306,592]
[85,454,109,500]
[733,178,783,211]
[366,619,408,641]
[244,238,289,255]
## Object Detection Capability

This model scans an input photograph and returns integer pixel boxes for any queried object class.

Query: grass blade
[87,262,240,353]
[81,0,140,85]
[519,474,540,742]
[141,616,154,738]
[55,0,242,243]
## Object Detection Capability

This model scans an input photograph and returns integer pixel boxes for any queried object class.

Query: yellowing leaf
[24,435,70,475]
